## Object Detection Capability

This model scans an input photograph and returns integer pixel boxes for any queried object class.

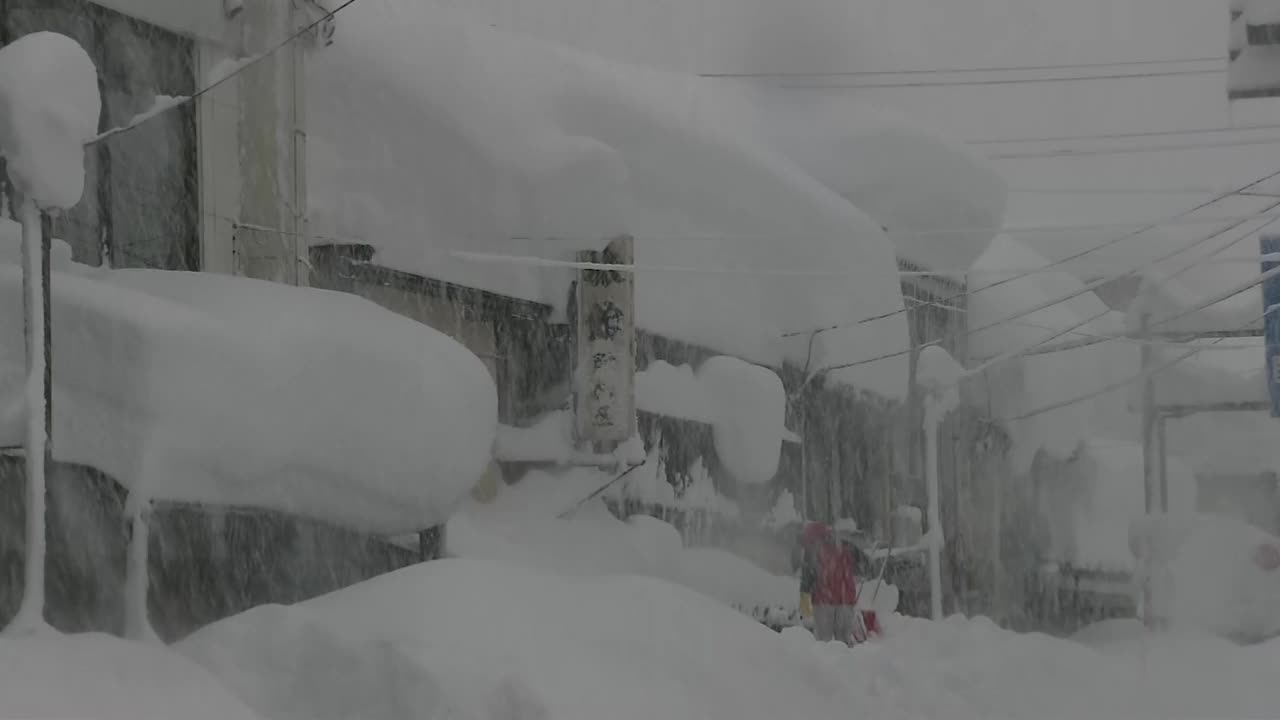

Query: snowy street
[8,0,1280,718]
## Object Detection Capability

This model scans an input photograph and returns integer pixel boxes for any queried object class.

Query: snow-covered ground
[165,555,1280,720]
[0,632,262,720]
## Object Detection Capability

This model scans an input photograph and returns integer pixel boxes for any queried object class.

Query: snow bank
[449,466,793,612]
[698,356,785,485]
[747,93,1007,275]
[0,32,100,209]
[177,556,1280,720]
[969,235,1120,472]
[1039,441,1197,572]
[0,632,260,720]
[1133,513,1280,641]
[310,2,910,397]
[0,261,497,534]
[179,559,849,720]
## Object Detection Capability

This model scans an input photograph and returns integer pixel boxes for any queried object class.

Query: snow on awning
[309,3,910,398]
[0,255,497,535]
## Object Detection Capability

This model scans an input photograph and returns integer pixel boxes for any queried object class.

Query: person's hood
[802,522,832,545]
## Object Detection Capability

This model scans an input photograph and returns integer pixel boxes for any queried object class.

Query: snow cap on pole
[0,32,101,209]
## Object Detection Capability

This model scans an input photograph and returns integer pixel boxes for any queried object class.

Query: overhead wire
[699,55,1225,79]
[783,167,1280,338]
[769,67,1223,90]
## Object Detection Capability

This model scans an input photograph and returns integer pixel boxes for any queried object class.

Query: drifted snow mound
[0,263,497,534]
[1139,513,1280,642]
[697,356,785,485]
[0,31,100,209]
[449,492,799,613]
[179,559,854,720]
[0,632,260,720]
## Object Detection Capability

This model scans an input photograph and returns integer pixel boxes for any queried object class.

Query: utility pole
[1139,311,1156,628]
[9,197,52,632]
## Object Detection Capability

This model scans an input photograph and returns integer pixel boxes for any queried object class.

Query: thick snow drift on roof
[310,3,909,397]
[1128,265,1264,337]
[747,93,1007,275]
[179,558,844,720]
[969,236,1118,472]
[0,258,496,534]
[0,632,260,720]
[0,32,100,209]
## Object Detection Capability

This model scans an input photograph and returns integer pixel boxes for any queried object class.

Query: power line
[784,168,1280,338]
[1009,187,1243,196]
[495,209,1280,245]
[1003,310,1270,423]
[699,56,1224,79]
[971,122,1280,146]
[87,0,360,147]
[807,189,1280,375]
[775,67,1222,90]
[988,135,1280,160]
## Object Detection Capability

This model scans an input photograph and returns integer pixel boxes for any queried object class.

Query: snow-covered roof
[0,240,497,534]
[308,2,910,397]
[745,93,1007,275]
[968,236,1122,472]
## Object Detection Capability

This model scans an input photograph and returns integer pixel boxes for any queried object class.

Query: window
[0,0,198,270]
[1230,6,1280,99]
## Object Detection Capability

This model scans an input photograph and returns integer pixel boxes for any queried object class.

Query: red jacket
[800,526,859,606]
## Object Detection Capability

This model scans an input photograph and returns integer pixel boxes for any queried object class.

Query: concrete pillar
[236,0,307,285]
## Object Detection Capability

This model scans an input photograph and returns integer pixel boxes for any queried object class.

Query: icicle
[5,197,52,636]
[124,493,160,643]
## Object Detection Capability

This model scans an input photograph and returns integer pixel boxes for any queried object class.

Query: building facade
[0,0,402,642]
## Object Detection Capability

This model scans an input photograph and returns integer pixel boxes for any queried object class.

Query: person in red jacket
[799,522,864,644]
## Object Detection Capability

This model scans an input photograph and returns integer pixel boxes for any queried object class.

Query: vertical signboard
[1261,234,1280,418]
[575,236,636,446]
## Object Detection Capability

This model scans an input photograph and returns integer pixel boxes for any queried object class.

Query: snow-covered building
[0,0,1015,634]
[0,1,439,640]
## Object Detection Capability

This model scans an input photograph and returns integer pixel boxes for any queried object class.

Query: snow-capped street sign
[1261,234,1280,418]
[574,236,636,445]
